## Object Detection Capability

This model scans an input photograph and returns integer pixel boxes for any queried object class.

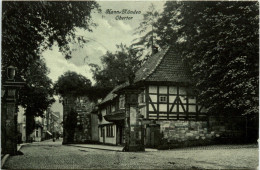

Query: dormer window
[119,95,125,109]
[106,105,111,115]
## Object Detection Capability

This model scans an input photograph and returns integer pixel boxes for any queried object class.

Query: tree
[89,44,142,88]
[2,1,99,103]
[18,59,55,139]
[2,1,99,138]
[156,1,259,117]
[54,71,92,98]
[54,71,94,144]
[54,71,113,102]
[2,1,100,76]
[155,2,180,47]
[131,4,160,58]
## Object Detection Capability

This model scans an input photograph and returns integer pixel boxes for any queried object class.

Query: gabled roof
[134,46,192,83]
[99,46,192,106]
[134,47,170,82]
[98,82,129,106]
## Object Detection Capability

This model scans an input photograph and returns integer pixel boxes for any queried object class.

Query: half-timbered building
[97,84,127,145]
[97,46,242,148]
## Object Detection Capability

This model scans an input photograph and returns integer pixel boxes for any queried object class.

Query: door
[116,126,124,145]
[102,128,105,144]
[146,124,161,148]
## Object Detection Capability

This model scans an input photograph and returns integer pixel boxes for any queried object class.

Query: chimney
[128,72,135,85]
[152,46,159,54]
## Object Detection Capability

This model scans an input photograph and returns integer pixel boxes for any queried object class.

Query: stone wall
[156,120,216,148]
[74,114,92,143]
[154,117,245,149]
[64,96,97,144]
[62,96,77,144]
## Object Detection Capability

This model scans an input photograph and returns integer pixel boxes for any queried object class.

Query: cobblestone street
[3,140,258,169]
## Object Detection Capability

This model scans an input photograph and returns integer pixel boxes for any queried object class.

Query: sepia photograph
[1,0,259,169]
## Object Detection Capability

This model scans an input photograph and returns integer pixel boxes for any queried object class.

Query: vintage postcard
[1,1,258,169]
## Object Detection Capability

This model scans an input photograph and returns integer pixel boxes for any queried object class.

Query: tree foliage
[132,4,160,58]
[18,59,55,137]
[89,44,142,88]
[2,1,99,75]
[54,71,92,98]
[2,1,99,101]
[156,1,259,116]
[2,1,99,136]
[19,59,55,115]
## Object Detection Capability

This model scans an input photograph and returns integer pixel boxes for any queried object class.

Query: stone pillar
[62,96,76,145]
[2,88,18,155]
[124,90,145,152]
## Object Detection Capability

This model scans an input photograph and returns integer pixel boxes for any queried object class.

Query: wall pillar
[2,88,18,155]
[62,96,77,145]
[124,90,145,152]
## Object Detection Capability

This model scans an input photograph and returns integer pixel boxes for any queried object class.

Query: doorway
[146,124,161,148]
[102,128,105,144]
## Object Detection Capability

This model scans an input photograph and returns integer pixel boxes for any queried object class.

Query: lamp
[7,65,16,81]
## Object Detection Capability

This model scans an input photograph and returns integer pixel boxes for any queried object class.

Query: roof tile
[135,46,192,83]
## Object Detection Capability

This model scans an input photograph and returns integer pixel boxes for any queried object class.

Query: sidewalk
[1,143,28,168]
[68,144,158,152]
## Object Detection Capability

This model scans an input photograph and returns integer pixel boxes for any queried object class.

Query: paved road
[3,140,258,169]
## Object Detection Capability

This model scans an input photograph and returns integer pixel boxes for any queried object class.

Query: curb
[1,154,10,169]
[67,144,123,152]
[67,144,158,152]
[1,143,27,169]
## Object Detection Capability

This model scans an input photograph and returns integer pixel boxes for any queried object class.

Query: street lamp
[2,66,25,155]
[7,65,16,81]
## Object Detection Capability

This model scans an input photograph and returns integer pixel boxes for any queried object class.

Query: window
[106,105,111,115]
[111,105,115,112]
[106,125,114,137]
[159,96,167,102]
[36,130,38,137]
[100,127,103,137]
[119,96,125,109]
[139,92,145,103]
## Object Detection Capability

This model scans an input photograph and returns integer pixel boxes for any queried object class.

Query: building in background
[97,85,126,145]
[50,111,62,138]
[90,108,99,143]
[17,106,26,143]
[42,108,53,140]
[41,109,63,141]
[32,116,44,142]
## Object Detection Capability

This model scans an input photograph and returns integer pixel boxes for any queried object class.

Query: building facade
[97,46,245,149]
[17,106,26,143]
[50,112,62,137]
[97,86,126,145]
[31,116,44,142]
[42,109,53,140]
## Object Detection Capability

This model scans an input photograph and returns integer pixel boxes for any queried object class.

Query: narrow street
[3,140,258,169]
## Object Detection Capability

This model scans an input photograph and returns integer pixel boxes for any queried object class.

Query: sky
[43,1,166,114]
